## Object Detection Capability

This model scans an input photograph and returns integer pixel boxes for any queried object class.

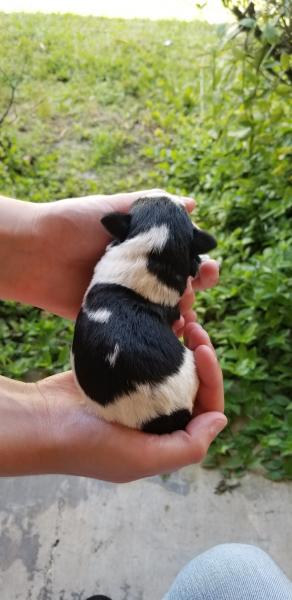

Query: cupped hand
[36,323,226,483]
[173,256,219,337]
[33,190,218,319]
[33,190,193,318]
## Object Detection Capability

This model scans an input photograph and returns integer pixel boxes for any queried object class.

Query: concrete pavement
[0,467,291,599]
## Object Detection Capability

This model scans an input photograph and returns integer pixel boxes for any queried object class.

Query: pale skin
[0,190,227,482]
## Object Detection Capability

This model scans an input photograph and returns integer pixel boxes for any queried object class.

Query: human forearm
[0,196,42,306]
[0,375,58,476]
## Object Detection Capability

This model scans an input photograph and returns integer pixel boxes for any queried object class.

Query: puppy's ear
[193,227,217,253]
[101,212,131,241]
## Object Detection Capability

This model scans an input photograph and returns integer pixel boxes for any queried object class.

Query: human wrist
[0,196,43,305]
[0,375,61,476]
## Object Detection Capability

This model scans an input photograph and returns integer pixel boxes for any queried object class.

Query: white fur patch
[74,347,198,429]
[86,225,180,306]
[106,343,120,367]
[199,254,210,263]
[85,308,112,323]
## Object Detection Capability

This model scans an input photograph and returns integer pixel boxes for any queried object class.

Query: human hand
[2,189,218,319]
[173,256,219,337]
[30,189,197,318]
[34,322,226,483]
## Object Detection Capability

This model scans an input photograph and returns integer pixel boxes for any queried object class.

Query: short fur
[72,195,216,434]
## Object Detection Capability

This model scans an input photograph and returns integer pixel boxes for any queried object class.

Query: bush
[147,22,292,479]
[223,0,292,83]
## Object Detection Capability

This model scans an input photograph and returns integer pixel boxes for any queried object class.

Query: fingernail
[187,277,193,292]
[211,418,227,437]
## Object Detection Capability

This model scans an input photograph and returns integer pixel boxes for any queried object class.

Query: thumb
[145,412,227,476]
[185,412,227,462]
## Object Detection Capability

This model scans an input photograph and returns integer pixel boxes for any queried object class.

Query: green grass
[0,12,291,480]
[0,13,216,198]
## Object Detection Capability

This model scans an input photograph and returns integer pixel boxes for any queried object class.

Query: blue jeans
[163,544,292,600]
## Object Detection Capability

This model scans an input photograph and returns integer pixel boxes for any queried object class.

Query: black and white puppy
[72,194,216,434]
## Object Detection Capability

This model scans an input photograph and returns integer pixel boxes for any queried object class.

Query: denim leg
[163,544,292,600]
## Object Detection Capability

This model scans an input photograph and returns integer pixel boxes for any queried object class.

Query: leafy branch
[0,66,23,127]
[222,0,292,83]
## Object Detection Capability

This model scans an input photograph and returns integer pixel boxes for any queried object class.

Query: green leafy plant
[222,0,292,83]
[144,15,291,479]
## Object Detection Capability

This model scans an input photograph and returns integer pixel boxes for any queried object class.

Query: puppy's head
[101,195,216,295]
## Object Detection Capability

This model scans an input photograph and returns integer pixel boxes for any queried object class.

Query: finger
[175,326,185,339]
[180,196,197,212]
[194,345,224,414]
[179,277,195,315]
[184,322,213,350]
[146,190,196,213]
[183,309,197,327]
[173,309,196,338]
[158,191,196,212]
[172,315,185,336]
[140,411,227,477]
[192,260,219,291]
[108,190,196,214]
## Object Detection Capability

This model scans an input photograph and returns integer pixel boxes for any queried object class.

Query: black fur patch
[72,284,184,406]
[142,409,192,434]
[193,228,217,253]
[129,197,216,293]
[85,596,112,600]
[132,197,196,294]
[101,212,131,241]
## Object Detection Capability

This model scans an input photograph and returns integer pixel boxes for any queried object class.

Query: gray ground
[0,467,291,600]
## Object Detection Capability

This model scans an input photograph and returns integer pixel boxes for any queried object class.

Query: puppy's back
[72,282,198,432]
